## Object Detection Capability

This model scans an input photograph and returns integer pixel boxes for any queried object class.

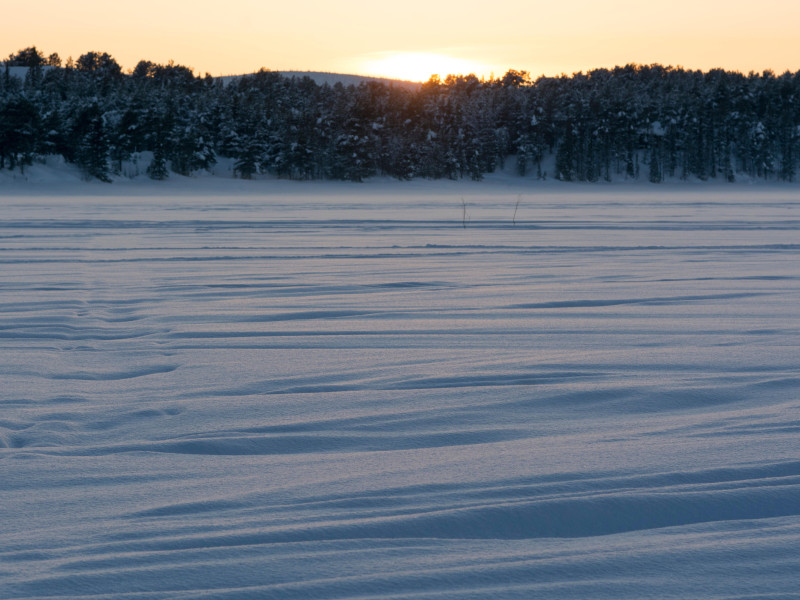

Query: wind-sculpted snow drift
[2,180,800,599]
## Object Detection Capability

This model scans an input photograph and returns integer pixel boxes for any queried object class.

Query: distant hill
[5,65,420,89]
[223,70,421,90]
[5,65,56,79]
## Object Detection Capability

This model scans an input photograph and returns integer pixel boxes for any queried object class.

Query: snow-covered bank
[2,186,799,598]
[3,155,799,198]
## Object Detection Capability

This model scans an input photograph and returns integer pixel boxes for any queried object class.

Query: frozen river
[2,180,800,598]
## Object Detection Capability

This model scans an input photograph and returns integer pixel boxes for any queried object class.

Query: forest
[2,46,800,183]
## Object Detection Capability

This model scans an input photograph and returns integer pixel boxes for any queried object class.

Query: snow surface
[2,176,800,599]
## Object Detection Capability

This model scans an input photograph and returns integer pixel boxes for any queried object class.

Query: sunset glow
[360,52,493,82]
[4,0,800,78]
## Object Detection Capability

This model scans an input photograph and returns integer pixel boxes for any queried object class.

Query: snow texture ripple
[2,180,800,599]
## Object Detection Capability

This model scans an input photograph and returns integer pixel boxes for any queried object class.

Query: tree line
[2,46,800,183]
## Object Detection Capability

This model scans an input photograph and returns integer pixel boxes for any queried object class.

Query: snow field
[1,180,799,598]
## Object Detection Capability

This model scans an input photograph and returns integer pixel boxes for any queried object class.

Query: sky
[5,0,800,81]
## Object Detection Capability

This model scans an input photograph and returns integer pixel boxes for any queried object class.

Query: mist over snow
[2,178,800,598]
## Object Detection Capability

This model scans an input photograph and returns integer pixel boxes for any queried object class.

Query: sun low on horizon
[356,52,495,83]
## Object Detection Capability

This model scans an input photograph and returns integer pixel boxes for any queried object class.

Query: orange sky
[5,0,800,80]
